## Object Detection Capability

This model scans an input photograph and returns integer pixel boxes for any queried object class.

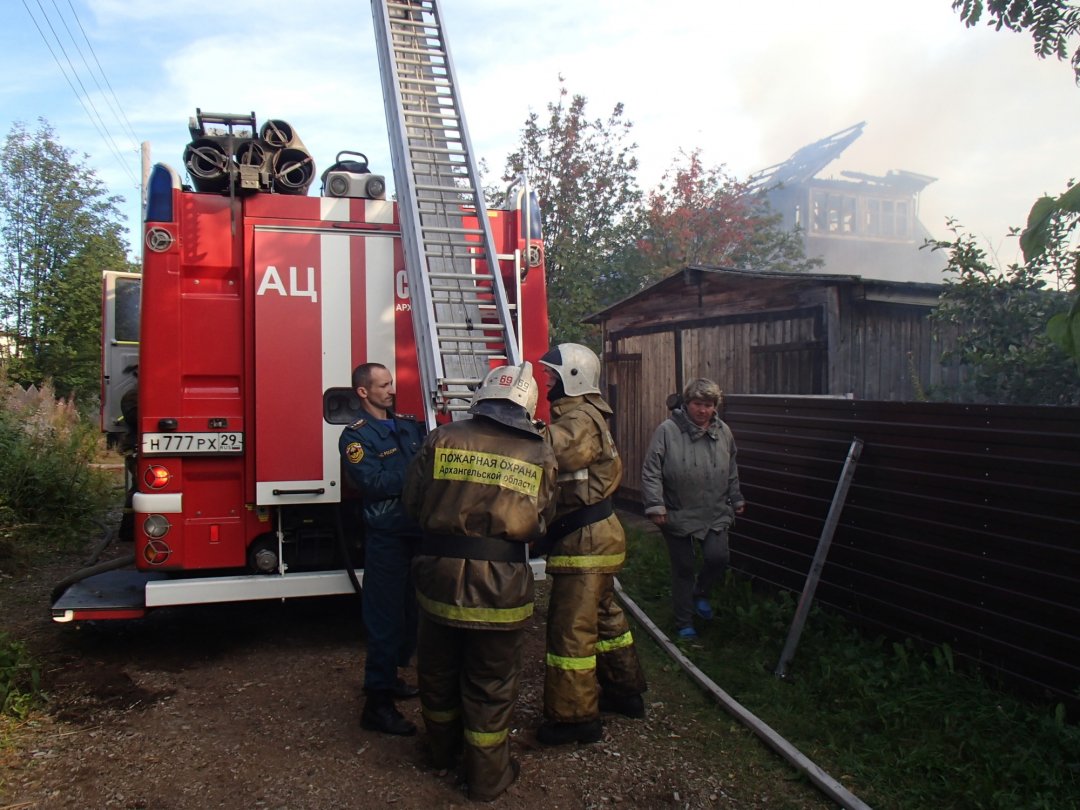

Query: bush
[0,631,41,720]
[0,375,115,564]
[928,219,1080,405]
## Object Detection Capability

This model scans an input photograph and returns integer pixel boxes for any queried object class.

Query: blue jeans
[362,530,418,691]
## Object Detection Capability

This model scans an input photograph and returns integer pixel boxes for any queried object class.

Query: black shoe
[536,719,602,746]
[392,677,420,700]
[599,693,646,719]
[361,696,417,736]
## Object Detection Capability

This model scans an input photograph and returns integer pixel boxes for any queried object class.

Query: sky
[4,0,1080,273]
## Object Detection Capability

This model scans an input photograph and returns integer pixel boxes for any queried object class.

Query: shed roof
[586,265,945,324]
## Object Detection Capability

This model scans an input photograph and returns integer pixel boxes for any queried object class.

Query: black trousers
[663,528,730,629]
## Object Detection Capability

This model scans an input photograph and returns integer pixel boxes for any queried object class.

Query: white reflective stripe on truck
[132,492,182,513]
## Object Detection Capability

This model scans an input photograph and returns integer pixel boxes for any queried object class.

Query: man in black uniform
[339,362,424,736]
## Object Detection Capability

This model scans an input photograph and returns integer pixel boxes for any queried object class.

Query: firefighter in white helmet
[534,343,648,746]
[403,362,557,801]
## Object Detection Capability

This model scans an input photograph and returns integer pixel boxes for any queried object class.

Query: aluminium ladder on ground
[371,0,522,429]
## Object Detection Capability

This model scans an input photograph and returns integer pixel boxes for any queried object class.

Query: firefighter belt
[419,533,529,562]
[534,497,613,558]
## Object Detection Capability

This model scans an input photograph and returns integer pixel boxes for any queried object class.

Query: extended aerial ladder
[371,0,522,429]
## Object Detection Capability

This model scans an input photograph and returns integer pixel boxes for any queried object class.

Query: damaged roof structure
[752,122,946,283]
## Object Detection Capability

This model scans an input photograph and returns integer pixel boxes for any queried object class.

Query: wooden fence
[624,395,1080,707]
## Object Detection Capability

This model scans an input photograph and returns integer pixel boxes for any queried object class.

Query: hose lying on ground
[613,577,873,810]
[50,553,136,606]
[83,517,118,567]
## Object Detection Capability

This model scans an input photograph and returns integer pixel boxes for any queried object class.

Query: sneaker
[361,694,417,736]
[536,719,603,746]
[599,692,646,719]
[694,598,714,620]
[676,626,698,640]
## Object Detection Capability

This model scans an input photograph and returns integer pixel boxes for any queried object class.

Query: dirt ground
[0,527,834,810]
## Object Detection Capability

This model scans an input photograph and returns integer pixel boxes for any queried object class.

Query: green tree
[1020,181,1080,361]
[953,1,1080,363]
[0,119,130,402]
[641,149,821,275]
[501,79,644,346]
[928,219,1080,404]
[953,0,1080,83]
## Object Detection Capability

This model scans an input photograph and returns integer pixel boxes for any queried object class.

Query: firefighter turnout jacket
[403,415,558,630]
[545,393,623,572]
[403,414,557,800]
[543,393,647,724]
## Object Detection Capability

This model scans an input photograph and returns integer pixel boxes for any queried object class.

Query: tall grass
[619,524,1080,810]
[0,376,115,566]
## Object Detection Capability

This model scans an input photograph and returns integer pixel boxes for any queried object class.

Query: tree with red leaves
[641,149,820,276]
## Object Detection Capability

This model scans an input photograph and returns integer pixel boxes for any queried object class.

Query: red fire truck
[52,0,550,620]
[51,133,548,622]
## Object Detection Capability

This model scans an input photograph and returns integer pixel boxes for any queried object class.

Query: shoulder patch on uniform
[348,418,367,429]
[345,442,364,464]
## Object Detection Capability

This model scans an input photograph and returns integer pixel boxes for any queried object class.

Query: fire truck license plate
[141,432,244,455]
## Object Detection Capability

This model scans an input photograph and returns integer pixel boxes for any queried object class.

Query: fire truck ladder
[372,0,521,429]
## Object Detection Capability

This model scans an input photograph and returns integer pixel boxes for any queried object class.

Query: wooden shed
[586,265,960,499]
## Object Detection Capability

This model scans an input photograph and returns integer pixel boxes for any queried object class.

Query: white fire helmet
[469,362,539,419]
[538,343,601,397]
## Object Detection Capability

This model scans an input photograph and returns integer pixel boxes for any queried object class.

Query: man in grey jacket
[641,378,746,639]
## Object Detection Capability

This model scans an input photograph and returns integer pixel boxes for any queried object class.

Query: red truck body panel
[135,180,548,576]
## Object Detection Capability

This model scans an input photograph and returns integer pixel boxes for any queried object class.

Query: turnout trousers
[417,610,525,801]
[543,571,648,723]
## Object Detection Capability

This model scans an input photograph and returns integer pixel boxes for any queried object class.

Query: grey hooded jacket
[640,408,745,538]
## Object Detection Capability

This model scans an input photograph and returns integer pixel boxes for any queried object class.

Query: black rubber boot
[536,719,602,746]
[361,691,417,736]
[391,677,420,700]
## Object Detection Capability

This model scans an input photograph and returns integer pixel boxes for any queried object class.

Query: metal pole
[775,436,864,678]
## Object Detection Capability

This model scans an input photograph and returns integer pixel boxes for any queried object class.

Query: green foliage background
[928,217,1080,405]
[0,119,132,405]
[0,375,115,565]
[0,631,41,721]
